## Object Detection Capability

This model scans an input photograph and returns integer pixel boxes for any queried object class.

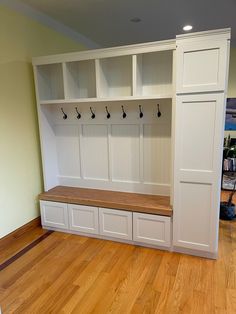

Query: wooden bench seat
[39,186,172,217]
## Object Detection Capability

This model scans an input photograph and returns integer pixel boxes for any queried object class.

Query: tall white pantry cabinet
[33,29,230,259]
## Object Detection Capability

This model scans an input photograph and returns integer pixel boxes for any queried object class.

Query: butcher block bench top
[39,186,173,217]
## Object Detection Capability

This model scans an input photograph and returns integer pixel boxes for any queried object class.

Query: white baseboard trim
[43,225,171,252]
[173,246,218,259]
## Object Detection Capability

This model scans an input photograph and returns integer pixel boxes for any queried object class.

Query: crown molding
[0,0,100,49]
[176,28,231,42]
[32,38,176,65]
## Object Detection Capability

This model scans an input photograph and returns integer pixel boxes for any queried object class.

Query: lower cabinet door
[99,208,132,240]
[68,204,99,235]
[40,200,68,229]
[133,213,171,247]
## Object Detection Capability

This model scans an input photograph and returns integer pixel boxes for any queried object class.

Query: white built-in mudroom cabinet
[33,29,230,259]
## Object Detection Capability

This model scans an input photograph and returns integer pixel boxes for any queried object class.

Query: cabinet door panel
[176,39,229,93]
[68,204,99,234]
[173,93,225,253]
[133,213,171,247]
[99,208,132,240]
[40,200,68,229]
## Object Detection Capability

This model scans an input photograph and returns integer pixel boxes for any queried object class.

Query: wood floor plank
[0,234,86,312]
[63,243,136,313]
[0,220,46,265]
[1,196,236,313]
[15,237,100,313]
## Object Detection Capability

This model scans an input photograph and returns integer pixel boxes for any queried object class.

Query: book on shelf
[222,173,236,190]
[223,158,236,171]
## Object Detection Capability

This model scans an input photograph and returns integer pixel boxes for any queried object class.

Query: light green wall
[0,5,85,238]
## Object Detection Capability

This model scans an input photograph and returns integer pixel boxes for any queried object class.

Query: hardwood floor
[0,218,46,265]
[1,198,236,313]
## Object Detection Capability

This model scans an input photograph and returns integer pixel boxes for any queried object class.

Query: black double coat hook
[157,104,161,118]
[61,108,67,119]
[121,105,127,119]
[105,106,111,119]
[139,105,143,118]
[90,107,95,119]
[75,107,81,119]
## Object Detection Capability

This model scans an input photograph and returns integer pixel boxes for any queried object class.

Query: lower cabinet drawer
[99,208,132,240]
[68,204,99,235]
[133,212,171,247]
[40,200,171,249]
[40,200,69,229]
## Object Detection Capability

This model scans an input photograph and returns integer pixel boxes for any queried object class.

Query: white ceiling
[18,0,236,47]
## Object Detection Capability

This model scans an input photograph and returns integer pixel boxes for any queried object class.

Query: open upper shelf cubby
[36,63,64,101]
[35,49,174,104]
[98,56,132,98]
[64,60,96,99]
[136,50,173,97]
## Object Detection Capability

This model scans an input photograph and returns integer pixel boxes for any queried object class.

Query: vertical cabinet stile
[62,62,68,100]
[132,55,137,96]
[173,30,230,257]
[95,59,101,98]
[107,124,112,182]
[170,49,176,205]
[139,123,144,183]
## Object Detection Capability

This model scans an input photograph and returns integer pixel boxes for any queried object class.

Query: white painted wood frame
[173,29,230,256]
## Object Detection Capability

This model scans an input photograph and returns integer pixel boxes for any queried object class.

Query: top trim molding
[0,0,100,49]
[176,28,231,41]
[32,28,231,65]
[32,39,176,65]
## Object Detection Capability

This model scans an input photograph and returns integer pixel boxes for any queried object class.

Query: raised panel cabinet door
[40,200,68,229]
[68,204,99,234]
[176,31,230,93]
[173,93,226,254]
[99,208,132,240]
[133,213,171,247]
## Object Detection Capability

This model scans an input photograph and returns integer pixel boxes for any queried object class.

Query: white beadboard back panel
[143,124,171,184]
[44,99,172,195]
[136,51,173,96]
[37,64,64,100]
[64,60,96,99]
[55,125,81,178]
[111,124,140,182]
[98,56,133,97]
[81,124,109,180]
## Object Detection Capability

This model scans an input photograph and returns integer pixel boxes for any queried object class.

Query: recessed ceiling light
[130,17,141,23]
[183,25,193,31]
